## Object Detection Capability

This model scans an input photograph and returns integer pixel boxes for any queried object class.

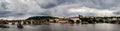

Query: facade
[58,18,69,23]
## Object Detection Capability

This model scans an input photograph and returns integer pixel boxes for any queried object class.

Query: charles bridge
[0,20,49,25]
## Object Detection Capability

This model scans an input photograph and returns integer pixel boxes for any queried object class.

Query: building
[58,18,69,23]
[70,17,81,23]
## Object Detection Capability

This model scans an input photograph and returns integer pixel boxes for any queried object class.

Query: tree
[26,16,58,20]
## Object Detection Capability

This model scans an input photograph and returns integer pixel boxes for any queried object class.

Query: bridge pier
[30,20,33,25]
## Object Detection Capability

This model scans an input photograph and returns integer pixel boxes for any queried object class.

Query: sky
[0,0,120,20]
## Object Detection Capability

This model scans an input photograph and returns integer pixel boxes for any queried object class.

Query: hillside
[26,16,58,20]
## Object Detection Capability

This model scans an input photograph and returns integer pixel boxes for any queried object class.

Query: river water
[0,23,120,31]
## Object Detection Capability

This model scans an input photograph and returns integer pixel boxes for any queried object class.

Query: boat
[17,24,24,28]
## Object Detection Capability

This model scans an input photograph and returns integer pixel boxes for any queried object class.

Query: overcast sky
[0,0,120,20]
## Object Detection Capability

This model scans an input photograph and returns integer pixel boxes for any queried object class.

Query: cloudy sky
[0,0,120,20]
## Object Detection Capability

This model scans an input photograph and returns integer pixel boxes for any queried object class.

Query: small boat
[0,24,9,28]
[17,24,23,28]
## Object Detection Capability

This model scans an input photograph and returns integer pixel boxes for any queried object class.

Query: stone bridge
[0,20,49,25]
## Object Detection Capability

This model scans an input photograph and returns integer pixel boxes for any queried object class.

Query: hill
[26,16,58,20]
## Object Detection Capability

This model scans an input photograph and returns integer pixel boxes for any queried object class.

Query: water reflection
[0,23,120,31]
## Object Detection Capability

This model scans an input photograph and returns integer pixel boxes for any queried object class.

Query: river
[0,23,120,31]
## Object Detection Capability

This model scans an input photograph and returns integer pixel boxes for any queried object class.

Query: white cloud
[0,0,120,20]
[69,7,114,16]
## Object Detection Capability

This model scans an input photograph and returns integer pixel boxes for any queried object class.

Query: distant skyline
[0,0,120,20]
